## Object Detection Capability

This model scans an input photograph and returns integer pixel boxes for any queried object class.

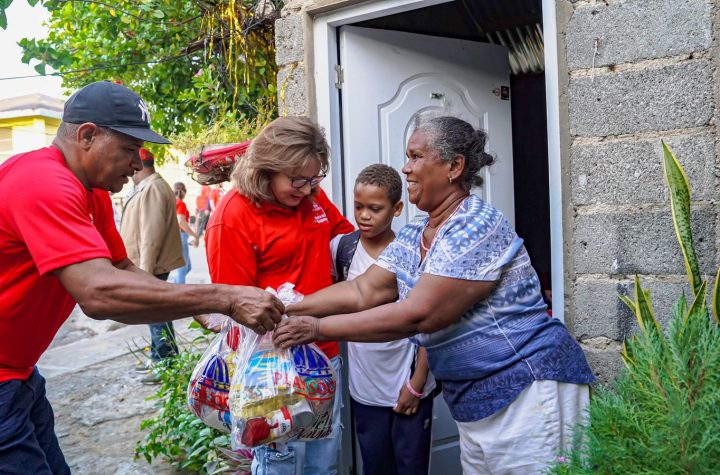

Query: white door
[338,26,514,475]
[339,25,514,229]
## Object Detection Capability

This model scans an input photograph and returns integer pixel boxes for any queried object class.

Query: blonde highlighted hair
[231,116,330,203]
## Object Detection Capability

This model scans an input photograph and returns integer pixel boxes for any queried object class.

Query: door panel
[339,25,514,229]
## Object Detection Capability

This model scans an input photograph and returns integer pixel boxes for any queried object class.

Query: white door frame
[311,0,565,322]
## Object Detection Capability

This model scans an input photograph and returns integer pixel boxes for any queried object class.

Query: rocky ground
[38,245,210,474]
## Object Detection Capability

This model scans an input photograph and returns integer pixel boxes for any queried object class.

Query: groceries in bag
[229,283,337,448]
[187,317,240,432]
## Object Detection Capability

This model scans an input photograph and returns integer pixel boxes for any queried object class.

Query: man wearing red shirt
[0,81,283,474]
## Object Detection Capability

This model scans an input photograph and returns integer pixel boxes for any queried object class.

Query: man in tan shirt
[120,148,184,381]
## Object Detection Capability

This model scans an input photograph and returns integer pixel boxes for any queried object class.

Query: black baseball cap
[62,81,170,144]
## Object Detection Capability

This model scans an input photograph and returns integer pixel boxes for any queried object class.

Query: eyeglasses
[287,172,327,189]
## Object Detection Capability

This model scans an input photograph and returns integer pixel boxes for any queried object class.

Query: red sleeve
[91,190,127,263]
[11,168,113,275]
[205,203,259,287]
[315,188,354,238]
[176,199,190,220]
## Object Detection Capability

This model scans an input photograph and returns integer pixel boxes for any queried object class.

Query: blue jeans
[149,272,178,361]
[252,356,344,475]
[172,232,192,285]
[0,368,70,474]
[352,395,434,475]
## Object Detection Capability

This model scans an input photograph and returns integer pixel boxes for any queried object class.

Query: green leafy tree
[548,144,720,474]
[1,0,282,158]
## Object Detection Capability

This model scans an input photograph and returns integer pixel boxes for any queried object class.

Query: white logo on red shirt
[312,202,328,224]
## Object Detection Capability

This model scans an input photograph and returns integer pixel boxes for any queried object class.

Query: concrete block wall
[275,0,365,117]
[274,0,720,387]
[275,6,309,117]
[561,0,718,385]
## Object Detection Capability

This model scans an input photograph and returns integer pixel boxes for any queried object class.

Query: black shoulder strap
[335,230,361,282]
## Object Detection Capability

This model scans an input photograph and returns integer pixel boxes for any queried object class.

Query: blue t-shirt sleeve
[376,222,422,275]
[425,211,523,282]
[376,238,401,275]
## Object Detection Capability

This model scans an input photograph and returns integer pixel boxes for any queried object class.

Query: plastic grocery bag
[187,316,241,432]
[229,283,337,449]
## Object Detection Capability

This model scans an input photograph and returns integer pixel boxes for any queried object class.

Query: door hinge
[334,64,344,89]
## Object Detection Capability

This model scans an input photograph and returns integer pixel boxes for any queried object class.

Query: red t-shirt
[196,186,210,212]
[209,187,223,208]
[205,188,354,359]
[176,197,190,223]
[0,146,127,381]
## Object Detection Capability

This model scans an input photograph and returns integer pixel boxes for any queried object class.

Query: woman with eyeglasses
[204,116,354,475]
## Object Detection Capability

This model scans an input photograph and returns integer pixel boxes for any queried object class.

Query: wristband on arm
[405,380,423,398]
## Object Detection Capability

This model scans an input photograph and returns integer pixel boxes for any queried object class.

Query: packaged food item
[187,317,240,432]
[229,284,337,448]
[289,343,336,441]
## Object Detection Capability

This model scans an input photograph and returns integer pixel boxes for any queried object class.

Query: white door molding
[310,0,565,321]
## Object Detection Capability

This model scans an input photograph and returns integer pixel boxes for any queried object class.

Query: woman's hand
[273,316,319,349]
[394,383,422,415]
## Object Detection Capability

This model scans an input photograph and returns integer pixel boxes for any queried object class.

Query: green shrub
[547,143,720,474]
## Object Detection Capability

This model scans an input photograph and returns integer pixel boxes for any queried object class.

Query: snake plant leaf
[662,141,701,296]
[621,339,634,366]
[713,267,720,323]
[684,280,708,325]
[619,294,636,314]
[633,275,661,334]
[673,291,687,320]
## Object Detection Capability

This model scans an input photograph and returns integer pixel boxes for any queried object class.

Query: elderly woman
[274,116,595,474]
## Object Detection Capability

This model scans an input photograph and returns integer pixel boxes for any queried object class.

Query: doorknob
[430,92,445,100]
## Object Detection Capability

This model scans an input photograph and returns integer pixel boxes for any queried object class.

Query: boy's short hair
[355,164,402,204]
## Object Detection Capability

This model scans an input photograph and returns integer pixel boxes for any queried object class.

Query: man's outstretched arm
[55,257,284,334]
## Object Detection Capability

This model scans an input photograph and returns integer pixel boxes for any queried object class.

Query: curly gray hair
[412,115,495,190]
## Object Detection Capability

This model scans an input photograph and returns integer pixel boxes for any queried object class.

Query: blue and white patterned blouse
[376,194,595,422]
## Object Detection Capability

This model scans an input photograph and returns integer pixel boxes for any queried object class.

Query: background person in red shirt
[205,116,354,475]
[173,181,200,286]
[194,185,211,239]
[208,183,224,211]
[0,81,283,474]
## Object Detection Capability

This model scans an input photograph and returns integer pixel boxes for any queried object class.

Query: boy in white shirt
[332,164,435,475]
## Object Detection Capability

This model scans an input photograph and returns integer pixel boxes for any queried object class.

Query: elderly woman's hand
[272,316,319,349]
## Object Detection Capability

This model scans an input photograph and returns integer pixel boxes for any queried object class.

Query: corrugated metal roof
[355,0,544,74]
